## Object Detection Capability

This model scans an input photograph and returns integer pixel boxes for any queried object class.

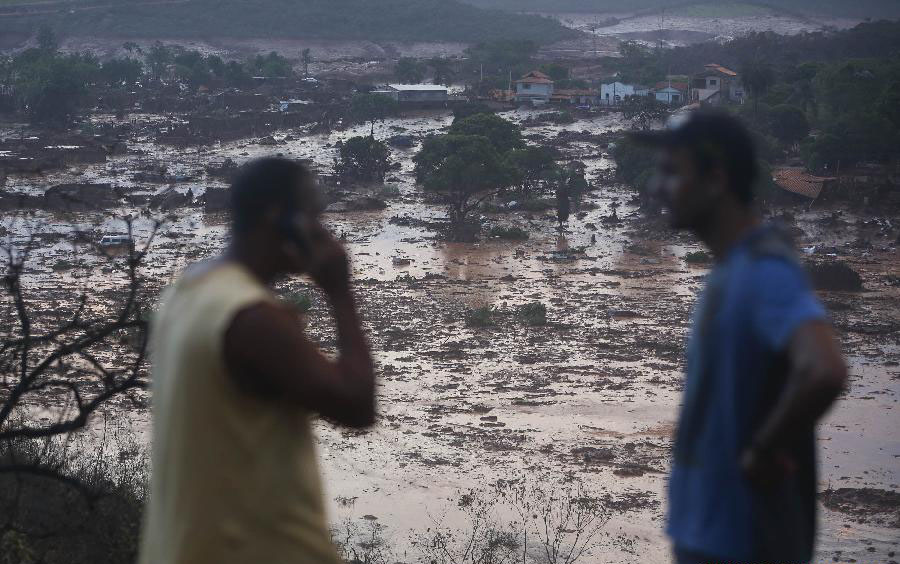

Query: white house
[599,82,635,105]
[653,81,689,105]
[515,70,554,105]
[654,86,685,105]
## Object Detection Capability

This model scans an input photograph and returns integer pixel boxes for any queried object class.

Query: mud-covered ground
[1,108,898,563]
[554,8,862,48]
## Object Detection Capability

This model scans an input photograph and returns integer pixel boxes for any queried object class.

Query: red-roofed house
[515,70,554,105]
[691,63,744,105]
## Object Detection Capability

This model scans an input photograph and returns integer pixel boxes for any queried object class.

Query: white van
[98,235,132,248]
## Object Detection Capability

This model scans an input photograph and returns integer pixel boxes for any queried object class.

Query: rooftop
[773,168,835,199]
[387,84,448,91]
[701,63,738,77]
[516,70,554,84]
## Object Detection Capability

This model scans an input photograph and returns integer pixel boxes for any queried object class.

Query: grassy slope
[463,0,900,19]
[0,0,579,43]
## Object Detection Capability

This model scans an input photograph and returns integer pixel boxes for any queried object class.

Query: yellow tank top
[138,262,340,564]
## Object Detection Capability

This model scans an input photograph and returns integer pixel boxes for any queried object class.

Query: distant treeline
[0,0,578,44]
[463,0,900,19]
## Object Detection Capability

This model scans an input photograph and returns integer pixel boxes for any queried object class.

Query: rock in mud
[387,135,415,148]
[820,487,900,528]
[0,191,43,211]
[807,261,864,291]
[44,183,121,211]
[326,196,387,213]
[149,188,192,211]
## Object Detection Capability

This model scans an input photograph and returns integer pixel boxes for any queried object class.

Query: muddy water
[2,109,898,563]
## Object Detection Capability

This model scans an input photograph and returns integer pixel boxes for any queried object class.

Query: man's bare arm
[224,293,375,428]
[743,321,847,481]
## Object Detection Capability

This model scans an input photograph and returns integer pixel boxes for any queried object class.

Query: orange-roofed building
[691,63,744,105]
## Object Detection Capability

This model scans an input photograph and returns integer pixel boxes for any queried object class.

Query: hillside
[463,0,900,19]
[0,0,579,44]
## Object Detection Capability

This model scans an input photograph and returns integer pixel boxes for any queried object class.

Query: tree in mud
[610,136,658,210]
[395,57,426,84]
[449,112,523,154]
[414,134,514,227]
[350,92,399,136]
[99,57,144,87]
[556,181,571,229]
[622,95,668,131]
[0,218,159,563]
[251,51,293,78]
[146,41,173,80]
[13,50,100,126]
[335,136,392,183]
[566,162,589,212]
[505,145,560,198]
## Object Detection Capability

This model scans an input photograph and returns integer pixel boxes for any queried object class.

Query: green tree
[395,57,425,84]
[741,59,775,116]
[414,134,514,224]
[815,61,874,116]
[768,104,810,145]
[336,136,391,182]
[505,145,559,197]
[429,57,454,86]
[15,51,99,125]
[252,51,292,78]
[350,93,399,136]
[206,55,226,78]
[146,41,172,79]
[100,57,144,86]
[566,164,589,211]
[223,61,251,87]
[448,113,522,153]
[622,96,668,130]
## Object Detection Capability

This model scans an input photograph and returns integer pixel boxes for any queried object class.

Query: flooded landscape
[1,1,899,563]
[3,106,898,562]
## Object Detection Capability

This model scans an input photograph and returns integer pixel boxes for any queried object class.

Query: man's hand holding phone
[306,224,351,297]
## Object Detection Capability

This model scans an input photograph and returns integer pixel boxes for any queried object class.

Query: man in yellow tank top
[138,157,375,564]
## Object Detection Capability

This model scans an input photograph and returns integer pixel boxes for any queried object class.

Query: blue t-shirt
[667,226,826,562]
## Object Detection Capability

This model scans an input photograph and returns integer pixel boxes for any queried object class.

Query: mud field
[554,8,862,48]
[2,109,898,563]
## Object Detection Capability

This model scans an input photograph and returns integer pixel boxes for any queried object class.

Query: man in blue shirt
[632,111,848,564]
